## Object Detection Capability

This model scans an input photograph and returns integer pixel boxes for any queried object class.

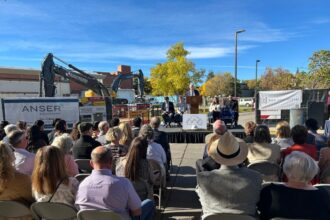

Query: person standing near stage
[186,83,200,96]
[228,95,239,127]
[186,83,200,114]
[161,97,175,127]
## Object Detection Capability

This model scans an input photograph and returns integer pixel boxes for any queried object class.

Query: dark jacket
[161,101,175,114]
[153,128,171,162]
[72,135,101,159]
[229,99,239,112]
[186,89,200,96]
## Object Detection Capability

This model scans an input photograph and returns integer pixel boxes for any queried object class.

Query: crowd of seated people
[0,116,172,220]
[196,119,330,220]
[2,114,330,219]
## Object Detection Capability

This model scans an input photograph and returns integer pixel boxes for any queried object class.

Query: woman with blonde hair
[119,122,134,151]
[0,141,34,208]
[272,120,293,149]
[32,146,78,206]
[105,127,127,174]
[244,121,256,143]
[52,134,79,177]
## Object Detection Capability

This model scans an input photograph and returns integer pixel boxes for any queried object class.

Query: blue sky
[0,0,329,81]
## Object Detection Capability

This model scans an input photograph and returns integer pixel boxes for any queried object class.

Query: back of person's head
[91,146,112,167]
[283,151,318,183]
[16,121,27,131]
[305,118,319,131]
[78,122,93,135]
[275,121,291,138]
[34,120,45,128]
[52,118,61,127]
[105,127,122,143]
[118,122,133,144]
[32,146,68,194]
[133,117,142,128]
[70,122,81,141]
[244,121,256,136]
[8,130,25,148]
[150,117,161,129]
[139,124,154,141]
[27,125,42,142]
[98,121,109,132]
[52,133,73,154]
[254,125,271,143]
[213,120,226,135]
[109,117,120,128]
[4,124,18,136]
[0,142,15,190]
[125,137,148,181]
[93,121,100,131]
[55,120,66,133]
[291,125,307,145]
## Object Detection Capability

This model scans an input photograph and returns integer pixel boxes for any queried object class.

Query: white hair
[283,151,319,183]
[52,133,73,154]
[4,124,18,135]
[98,121,109,133]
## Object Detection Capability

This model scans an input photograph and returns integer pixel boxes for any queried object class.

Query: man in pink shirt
[75,146,154,220]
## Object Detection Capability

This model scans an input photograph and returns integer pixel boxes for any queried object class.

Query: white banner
[183,114,207,130]
[259,90,302,110]
[3,97,79,129]
[260,110,281,119]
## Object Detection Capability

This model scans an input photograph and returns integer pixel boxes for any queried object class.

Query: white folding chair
[148,159,166,209]
[77,209,124,220]
[75,159,93,173]
[0,200,32,219]
[31,202,77,220]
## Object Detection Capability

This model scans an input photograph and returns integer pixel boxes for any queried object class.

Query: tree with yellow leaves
[150,42,195,96]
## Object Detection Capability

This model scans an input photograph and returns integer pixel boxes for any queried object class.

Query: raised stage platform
[159,126,245,143]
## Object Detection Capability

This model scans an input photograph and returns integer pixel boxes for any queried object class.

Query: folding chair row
[0,200,124,220]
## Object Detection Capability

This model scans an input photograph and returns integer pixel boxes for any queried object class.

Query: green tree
[308,50,330,88]
[150,42,195,95]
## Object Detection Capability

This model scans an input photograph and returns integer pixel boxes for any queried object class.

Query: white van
[239,97,254,107]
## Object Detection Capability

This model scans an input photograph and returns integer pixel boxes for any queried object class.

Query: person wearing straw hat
[196,131,262,219]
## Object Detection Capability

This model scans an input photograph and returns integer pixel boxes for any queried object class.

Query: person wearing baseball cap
[196,130,262,219]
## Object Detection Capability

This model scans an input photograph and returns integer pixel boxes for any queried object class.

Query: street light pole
[255,59,260,98]
[255,59,260,123]
[234,29,245,97]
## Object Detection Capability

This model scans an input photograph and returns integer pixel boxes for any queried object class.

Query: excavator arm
[111,69,145,98]
[40,53,112,120]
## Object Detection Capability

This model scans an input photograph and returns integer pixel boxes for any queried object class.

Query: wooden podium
[186,96,202,114]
